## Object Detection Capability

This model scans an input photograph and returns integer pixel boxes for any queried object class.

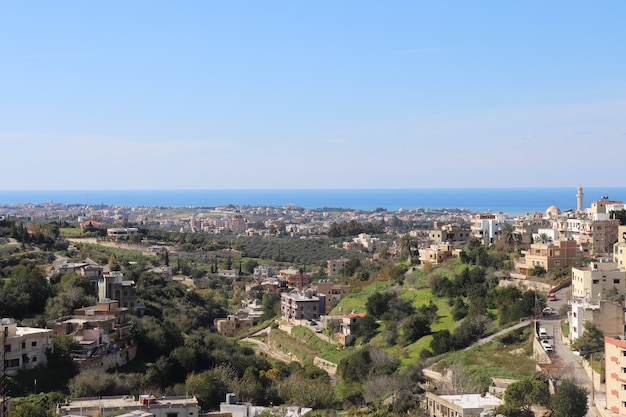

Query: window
[22,342,26,349]
[615,279,621,284]
[4,344,10,352]
[593,279,599,284]
[31,341,37,347]
[32,356,37,362]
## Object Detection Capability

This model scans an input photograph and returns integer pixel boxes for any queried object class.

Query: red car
[548,293,557,301]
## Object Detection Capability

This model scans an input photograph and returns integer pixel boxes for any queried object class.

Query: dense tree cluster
[495,378,588,417]
[337,347,425,413]
[327,220,385,238]
[364,290,439,346]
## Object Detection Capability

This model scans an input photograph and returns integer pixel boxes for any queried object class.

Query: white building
[425,392,503,417]
[471,212,510,245]
[0,318,54,376]
[216,393,312,417]
[57,395,199,417]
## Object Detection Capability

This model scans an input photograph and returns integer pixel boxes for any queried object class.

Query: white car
[541,339,552,351]
[542,307,552,315]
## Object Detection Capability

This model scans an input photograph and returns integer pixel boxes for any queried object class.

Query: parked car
[548,292,557,301]
[542,307,552,315]
[541,339,552,349]
[539,327,549,339]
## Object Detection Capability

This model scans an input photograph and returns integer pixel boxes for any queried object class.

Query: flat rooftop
[436,393,503,409]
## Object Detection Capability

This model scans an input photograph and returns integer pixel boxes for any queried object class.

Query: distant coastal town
[2,186,626,417]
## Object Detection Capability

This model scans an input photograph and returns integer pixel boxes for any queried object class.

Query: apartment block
[427,223,471,245]
[312,280,350,313]
[516,238,577,274]
[604,336,626,415]
[471,212,510,245]
[571,260,626,299]
[280,290,324,322]
[327,258,348,278]
[570,299,624,343]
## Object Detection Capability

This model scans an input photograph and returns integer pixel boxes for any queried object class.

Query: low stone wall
[582,356,605,392]
[549,277,572,294]
[313,357,337,376]
[533,337,552,365]
[499,278,553,292]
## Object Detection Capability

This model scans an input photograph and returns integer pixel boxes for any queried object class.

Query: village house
[571,259,626,299]
[214,315,256,337]
[311,280,350,314]
[515,238,578,275]
[425,392,503,417]
[47,300,136,370]
[57,395,199,417]
[336,312,367,347]
[427,222,471,245]
[0,317,54,376]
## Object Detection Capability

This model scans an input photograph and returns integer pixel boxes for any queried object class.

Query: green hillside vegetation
[0,217,551,417]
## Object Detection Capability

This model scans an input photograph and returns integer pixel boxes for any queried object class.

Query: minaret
[577,186,584,213]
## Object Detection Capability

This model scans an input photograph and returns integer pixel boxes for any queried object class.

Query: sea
[1,188,625,216]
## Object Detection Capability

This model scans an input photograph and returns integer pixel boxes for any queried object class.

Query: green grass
[60,228,87,237]
[432,326,536,390]
[329,280,393,315]
[268,327,328,365]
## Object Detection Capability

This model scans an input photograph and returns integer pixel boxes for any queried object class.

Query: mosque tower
[577,186,584,213]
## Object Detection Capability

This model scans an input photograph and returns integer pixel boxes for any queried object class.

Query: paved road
[242,328,299,364]
[538,285,602,417]
[471,319,533,348]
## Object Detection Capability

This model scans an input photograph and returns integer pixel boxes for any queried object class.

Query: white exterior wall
[1,319,54,376]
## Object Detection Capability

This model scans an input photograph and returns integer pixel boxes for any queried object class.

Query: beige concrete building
[337,312,367,347]
[425,392,503,417]
[0,318,54,376]
[514,216,550,244]
[312,280,350,313]
[571,260,626,299]
[515,238,577,275]
[214,315,255,337]
[604,336,626,415]
[427,223,471,245]
[613,225,626,271]
[419,243,456,266]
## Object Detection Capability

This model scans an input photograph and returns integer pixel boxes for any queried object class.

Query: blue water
[1,188,625,215]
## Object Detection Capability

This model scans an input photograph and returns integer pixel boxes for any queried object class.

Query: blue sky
[2,2,625,190]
